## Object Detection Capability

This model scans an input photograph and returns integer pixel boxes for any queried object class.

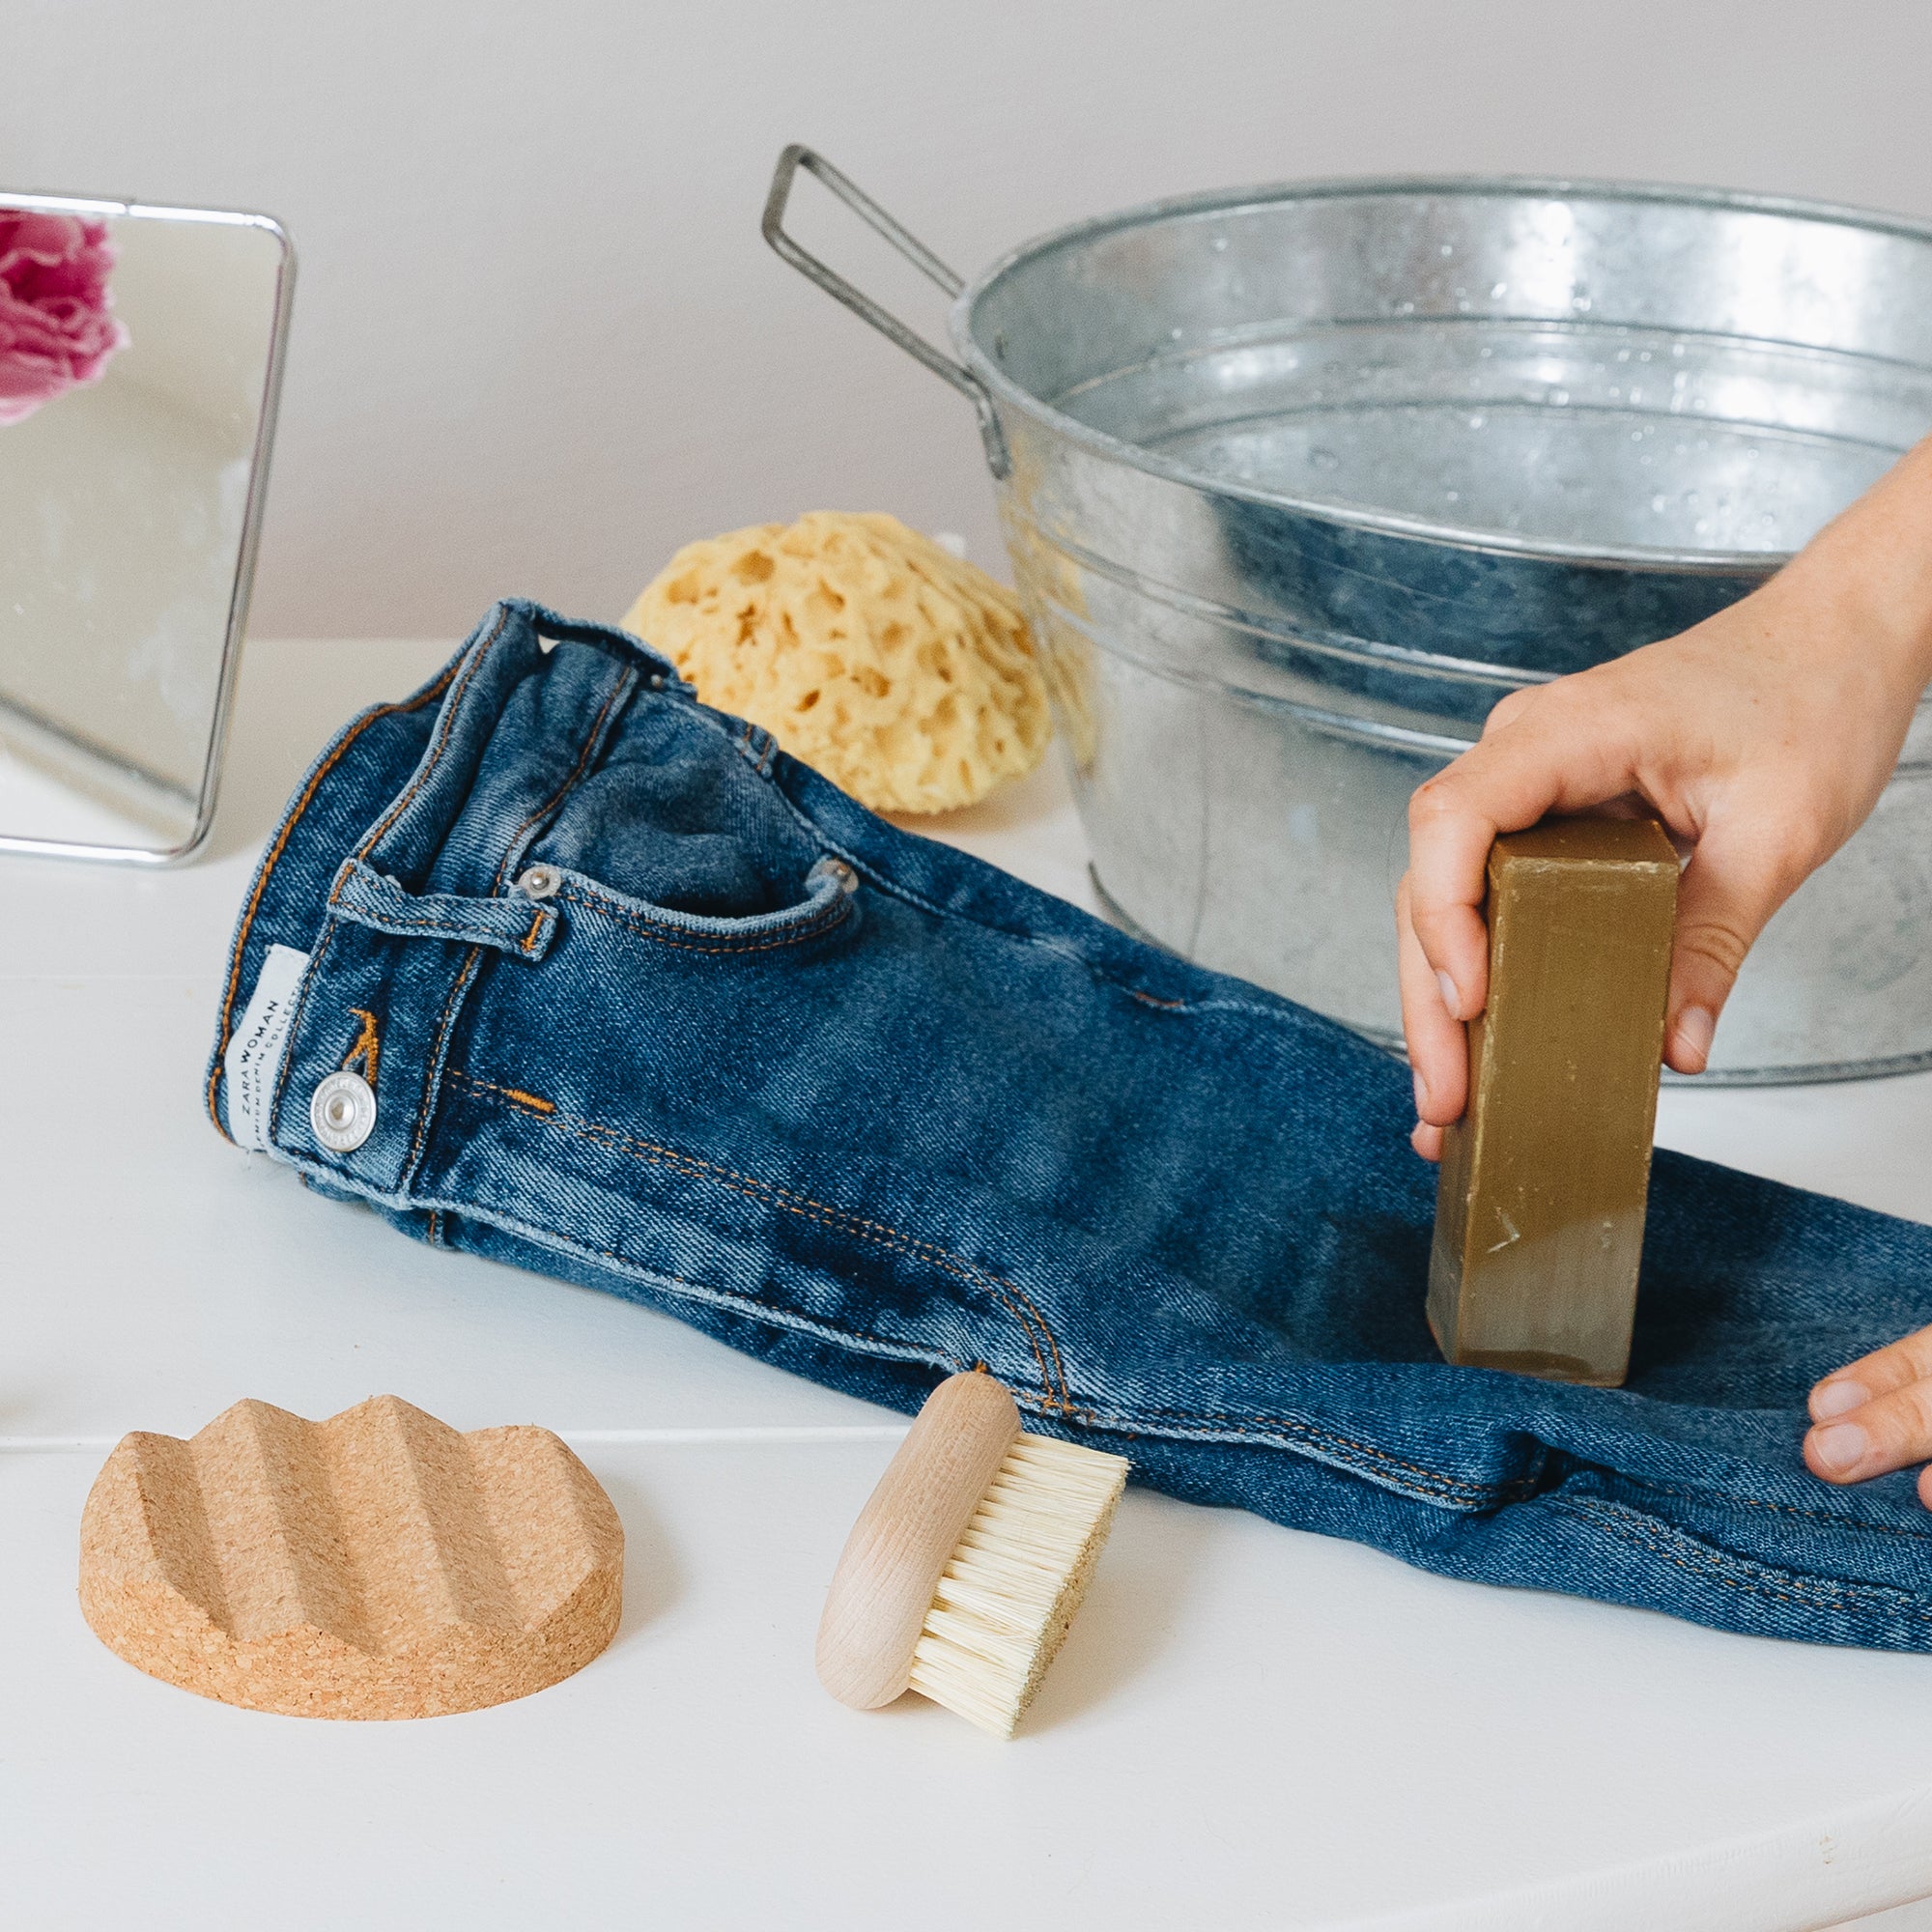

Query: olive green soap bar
[1428,816,1678,1387]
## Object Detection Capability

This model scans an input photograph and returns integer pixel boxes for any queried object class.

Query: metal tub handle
[762,145,1009,478]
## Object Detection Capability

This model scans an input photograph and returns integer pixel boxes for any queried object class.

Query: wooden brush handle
[816,1371,1020,1709]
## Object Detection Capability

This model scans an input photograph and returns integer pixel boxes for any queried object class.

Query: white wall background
[8,0,1932,639]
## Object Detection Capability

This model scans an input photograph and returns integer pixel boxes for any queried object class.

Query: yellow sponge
[623,512,1051,814]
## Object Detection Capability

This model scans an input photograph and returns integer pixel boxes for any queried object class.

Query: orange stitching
[1118,1395,1537,1502]
[563,1117,1064,1407]
[219,621,617,1145]
[351,614,502,867]
[489,671,635,895]
[558,883,852,955]
[386,1182,1932,1609]
[407,947,484,1179]
[475,1074,1066,1406]
[1624,1476,1932,1545]
[242,623,506,1145]
[570,1120,1065,1406]
[395,660,631,1190]
[327,894,555,952]
[548,1228,982,1387]
[206,659,466,1133]
[342,1009,381,1092]
[409,1128,1524,1499]
[448,1070,1066,1407]
[431,1080,1521,1490]
[439,1071,1527,1481]
[409,669,626,1176]
[1563,1496,1932,1619]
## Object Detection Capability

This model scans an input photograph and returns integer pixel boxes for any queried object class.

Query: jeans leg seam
[417,1189,984,1381]
[444,1072,1548,1501]
[445,1070,1069,1409]
[1556,1494,1932,1620]
[1113,1397,1541,1506]
[1580,1470,1932,1545]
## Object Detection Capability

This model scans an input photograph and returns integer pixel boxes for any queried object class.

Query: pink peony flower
[0,210,129,427]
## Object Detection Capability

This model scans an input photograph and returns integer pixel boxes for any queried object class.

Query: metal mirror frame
[0,193,295,867]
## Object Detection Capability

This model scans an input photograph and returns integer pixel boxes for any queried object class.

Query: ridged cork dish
[78,1395,624,1719]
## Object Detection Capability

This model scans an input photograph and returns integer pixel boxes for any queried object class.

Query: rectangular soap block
[1427,814,1678,1387]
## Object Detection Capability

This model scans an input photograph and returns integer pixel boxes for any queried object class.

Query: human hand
[1397,435,1932,1160]
[1807,1329,1932,1507]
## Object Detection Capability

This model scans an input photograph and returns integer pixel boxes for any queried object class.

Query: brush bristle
[905,1432,1129,1737]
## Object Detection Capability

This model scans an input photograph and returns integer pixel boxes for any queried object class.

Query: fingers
[1399,673,1647,1147]
[1809,1326,1932,1421]
[1804,1325,1932,1487]
[1405,776,1502,1027]
[1406,679,1637,1025]
[1662,801,1819,1074]
[1805,1378,1932,1486]
[1396,873,1466,1150]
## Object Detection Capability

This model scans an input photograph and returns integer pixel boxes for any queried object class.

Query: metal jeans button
[515,864,562,899]
[806,856,859,896]
[310,1071,377,1153]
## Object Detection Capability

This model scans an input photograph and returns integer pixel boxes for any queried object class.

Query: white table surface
[9,637,1932,1932]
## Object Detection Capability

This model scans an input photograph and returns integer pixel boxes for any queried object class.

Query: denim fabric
[208,601,1932,1651]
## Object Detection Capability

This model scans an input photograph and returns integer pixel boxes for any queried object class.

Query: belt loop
[327,858,559,961]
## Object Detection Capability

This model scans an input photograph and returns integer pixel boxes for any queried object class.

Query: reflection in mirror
[0,199,292,861]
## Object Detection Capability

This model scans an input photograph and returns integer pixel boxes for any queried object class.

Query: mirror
[0,197,292,863]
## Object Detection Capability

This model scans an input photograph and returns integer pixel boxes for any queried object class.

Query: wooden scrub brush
[816,1370,1129,1737]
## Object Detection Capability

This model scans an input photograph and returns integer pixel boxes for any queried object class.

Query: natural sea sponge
[623,512,1051,814]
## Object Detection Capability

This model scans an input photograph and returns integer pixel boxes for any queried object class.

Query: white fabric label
[223,943,311,1151]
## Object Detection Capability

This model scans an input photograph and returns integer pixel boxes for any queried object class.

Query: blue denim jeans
[208,601,1932,1650]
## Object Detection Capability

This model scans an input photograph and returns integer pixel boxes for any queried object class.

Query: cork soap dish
[79,1395,624,1719]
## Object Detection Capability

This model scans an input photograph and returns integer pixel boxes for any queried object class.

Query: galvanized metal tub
[765,150,1932,1081]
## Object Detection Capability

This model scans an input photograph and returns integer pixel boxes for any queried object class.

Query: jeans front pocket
[542,854,862,958]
